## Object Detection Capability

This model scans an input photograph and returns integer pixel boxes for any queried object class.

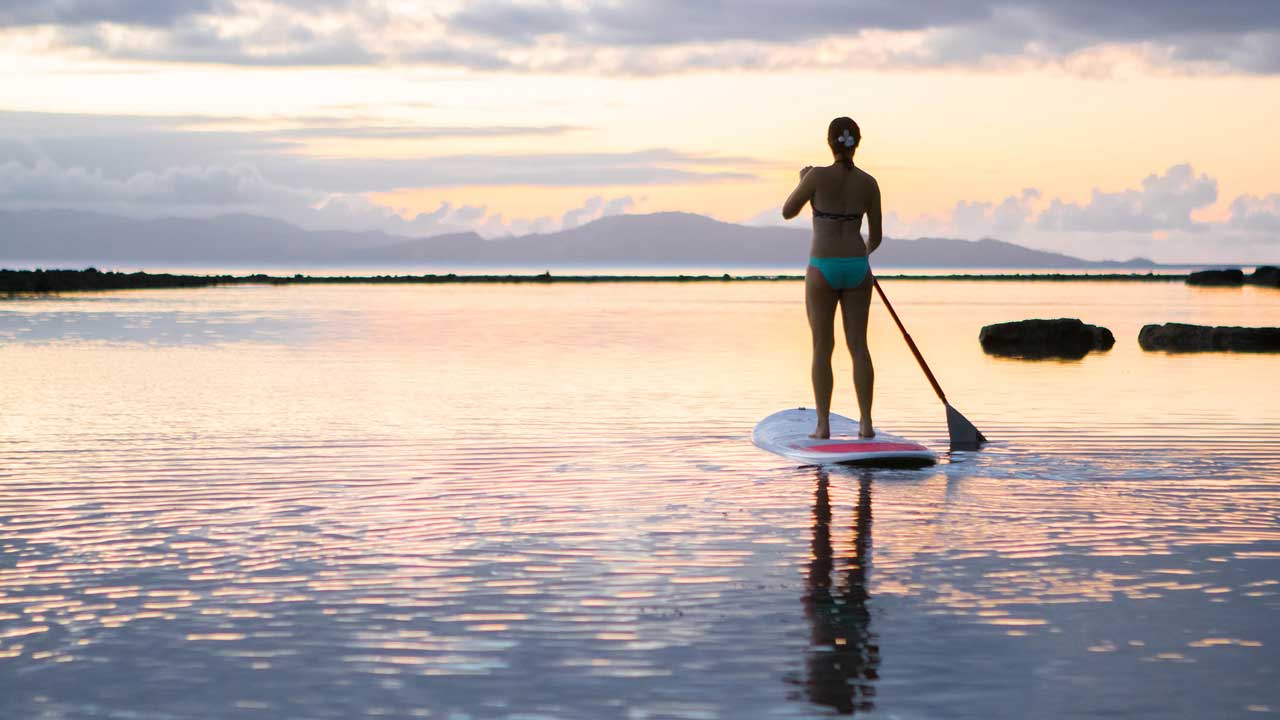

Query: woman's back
[808,164,877,259]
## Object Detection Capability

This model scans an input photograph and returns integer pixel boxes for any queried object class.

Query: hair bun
[827,117,860,169]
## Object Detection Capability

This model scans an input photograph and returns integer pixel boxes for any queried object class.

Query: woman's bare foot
[859,418,875,438]
[809,419,830,440]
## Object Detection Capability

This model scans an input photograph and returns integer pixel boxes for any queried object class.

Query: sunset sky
[2,1,1279,262]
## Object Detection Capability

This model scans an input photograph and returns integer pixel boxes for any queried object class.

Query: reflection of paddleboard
[752,408,936,466]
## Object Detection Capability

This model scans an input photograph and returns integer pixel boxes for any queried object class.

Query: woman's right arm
[781,167,816,220]
[865,177,882,254]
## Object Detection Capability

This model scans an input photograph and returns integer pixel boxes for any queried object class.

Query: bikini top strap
[813,207,863,221]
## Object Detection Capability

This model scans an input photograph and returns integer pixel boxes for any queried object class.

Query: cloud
[1228,193,1280,233]
[400,43,517,72]
[447,1,947,47]
[0,0,225,28]
[602,195,635,216]
[0,110,234,135]
[449,1,1280,67]
[1167,30,1280,74]
[875,163,1278,261]
[9,1,1280,74]
[0,109,761,242]
[878,188,1046,241]
[0,157,319,212]
[447,1,580,46]
[0,111,753,194]
[559,194,635,230]
[742,206,788,228]
[1037,164,1217,233]
[298,195,493,237]
[62,13,381,66]
[250,150,756,193]
[0,111,585,184]
[558,196,602,230]
[0,155,642,240]
[270,192,638,239]
[267,124,580,141]
[952,188,1042,238]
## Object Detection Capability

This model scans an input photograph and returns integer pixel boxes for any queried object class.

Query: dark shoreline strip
[1,268,1190,294]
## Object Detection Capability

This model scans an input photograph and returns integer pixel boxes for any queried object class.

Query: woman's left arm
[781,167,816,220]
[865,177,882,254]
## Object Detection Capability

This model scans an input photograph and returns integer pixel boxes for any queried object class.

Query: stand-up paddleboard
[753,408,936,466]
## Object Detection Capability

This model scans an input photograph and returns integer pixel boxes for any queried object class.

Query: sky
[2,1,1279,262]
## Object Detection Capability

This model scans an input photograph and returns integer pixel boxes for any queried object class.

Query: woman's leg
[840,281,875,438]
[806,266,839,439]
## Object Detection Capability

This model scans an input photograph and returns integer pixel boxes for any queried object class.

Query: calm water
[2,279,1278,719]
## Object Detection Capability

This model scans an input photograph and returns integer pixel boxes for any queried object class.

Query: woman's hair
[827,117,861,170]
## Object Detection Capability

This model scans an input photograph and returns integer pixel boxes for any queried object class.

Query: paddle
[872,277,987,450]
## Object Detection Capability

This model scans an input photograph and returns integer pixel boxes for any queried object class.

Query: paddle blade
[945,403,987,450]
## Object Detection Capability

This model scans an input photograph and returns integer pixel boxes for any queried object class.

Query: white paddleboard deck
[753,408,936,466]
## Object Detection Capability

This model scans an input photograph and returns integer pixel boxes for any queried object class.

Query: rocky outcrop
[1247,266,1280,288]
[1139,323,1280,352]
[1187,269,1245,286]
[979,318,1115,359]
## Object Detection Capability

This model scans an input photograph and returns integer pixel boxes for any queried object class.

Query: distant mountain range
[0,209,1158,269]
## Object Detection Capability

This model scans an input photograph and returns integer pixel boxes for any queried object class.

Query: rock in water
[979,318,1115,359]
[1187,269,1245,286]
[1139,323,1280,352]
[1247,266,1280,288]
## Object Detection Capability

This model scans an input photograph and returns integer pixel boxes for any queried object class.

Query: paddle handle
[872,277,948,404]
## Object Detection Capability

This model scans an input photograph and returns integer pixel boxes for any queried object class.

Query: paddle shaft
[872,277,948,404]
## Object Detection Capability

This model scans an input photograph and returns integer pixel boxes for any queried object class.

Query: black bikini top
[812,207,863,222]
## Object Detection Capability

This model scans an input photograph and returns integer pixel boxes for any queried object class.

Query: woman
[782,117,882,440]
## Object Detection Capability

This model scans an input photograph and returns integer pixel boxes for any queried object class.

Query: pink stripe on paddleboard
[800,442,927,453]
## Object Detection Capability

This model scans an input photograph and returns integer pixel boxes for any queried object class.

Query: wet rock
[1139,323,1280,352]
[1186,269,1244,286]
[979,318,1115,359]
[1247,265,1280,288]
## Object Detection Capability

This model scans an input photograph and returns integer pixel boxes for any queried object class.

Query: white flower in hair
[838,129,856,148]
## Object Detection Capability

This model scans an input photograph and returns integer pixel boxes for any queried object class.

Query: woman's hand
[799,166,814,180]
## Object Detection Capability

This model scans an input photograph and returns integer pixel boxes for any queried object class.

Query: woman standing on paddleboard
[781,117,882,440]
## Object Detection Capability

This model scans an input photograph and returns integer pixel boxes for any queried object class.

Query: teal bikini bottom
[809,256,870,290]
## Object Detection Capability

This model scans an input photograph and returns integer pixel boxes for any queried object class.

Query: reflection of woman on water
[801,470,879,714]
[782,117,883,441]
